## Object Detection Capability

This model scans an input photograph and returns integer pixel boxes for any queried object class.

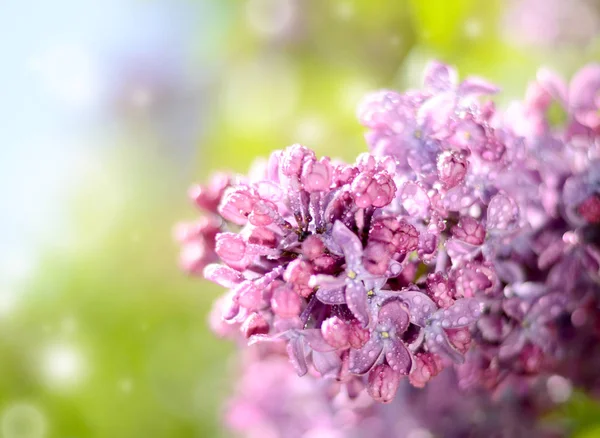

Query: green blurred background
[1,0,599,437]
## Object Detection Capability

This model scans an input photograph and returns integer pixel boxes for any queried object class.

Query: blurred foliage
[2,0,599,436]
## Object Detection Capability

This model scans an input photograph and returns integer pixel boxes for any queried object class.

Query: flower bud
[321,316,350,349]
[302,157,332,192]
[241,312,269,338]
[578,194,600,223]
[437,150,468,189]
[188,173,229,213]
[284,259,313,298]
[215,233,249,270]
[301,235,325,260]
[351,171,396,208]
[218,187,257,225]
[452,216,485,245]
[367,364,401,403]
[348,320,370,349]
[271,286,302,318]
[281,144,315,177]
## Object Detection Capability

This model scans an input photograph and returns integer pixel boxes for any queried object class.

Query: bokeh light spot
[1,403,47,438]
[246,0,297,37]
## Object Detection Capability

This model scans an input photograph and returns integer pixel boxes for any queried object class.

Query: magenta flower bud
[409,352,443,388]
[271,286,302,318]
[180,241,211,274]
[301,235,325,260]
[425,272,455,309]
[367,363,401,403]
[174,216,220,243]
[332,163,358,186]
[446,327,472,354]
[312,254,337,273]
[301,157,332,193]
[363,241,391,275]
[351,171,396,208]
[247,226,277,248]
[321,316,350,349]
[452,216,485,245]
[209,296,238,337]
[452,262,496,298]
[241,312,269,338]
[283,259,313,298]
[188,172,229,213]
[176,218,220,274]
[281,144,315,177]
[215,233,248,270]
[578,194,600,223]
[437,150,468,189]
[348,320,370,349]
[236,282,263,311]
[394,220,419,254]
[219,187,257,225]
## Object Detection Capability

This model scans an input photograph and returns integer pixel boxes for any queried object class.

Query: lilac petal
[274,317,303,332]
[316,285,346,305]
[423,61,458,92]
[458,76,500,96]
[287,337,308,376]
[498,329,527,360]
[378,300,410,335]
[425,325,464,363]
[247,334,280,346]
[310,274,346,288]
[562,175,590,208]
[503,299,530,325]
[332,221,364,271]
[385,340,412,375]
[431,298,482,328]
[446,238,480,261]
[245,242,280,257]
[349,336,384,375]
[346,280,369,326]
[537,67,568,107]
[312,351,342,377]
[509,282,547,300]
[494,260,525,284]
[486,193,519,231]
[363,277,387,294]
[443,185,477,212]
[417,93,455,135]
[399,182,430,217]
[397,290,437,327]
[477,315,508,342]
[255,181,284,203]
[527,292,568,325]
[303,329,337,352]
[203,264,244,288]
[528,325,554,352]
[568,63,600,111]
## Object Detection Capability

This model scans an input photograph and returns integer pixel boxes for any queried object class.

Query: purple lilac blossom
[178,61,600,436]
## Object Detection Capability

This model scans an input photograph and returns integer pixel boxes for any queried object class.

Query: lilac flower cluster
[178,61,600,433]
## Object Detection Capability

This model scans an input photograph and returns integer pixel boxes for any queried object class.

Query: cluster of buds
[178,61,600,435]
